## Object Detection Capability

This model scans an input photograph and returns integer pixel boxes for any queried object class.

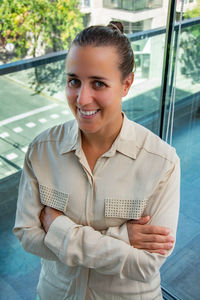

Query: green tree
[0,0,31,59]
[179,1,200,84]
[0,0,84,61]
[183,0,200,19]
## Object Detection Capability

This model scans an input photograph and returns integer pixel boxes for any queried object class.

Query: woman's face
[65,45,133,136]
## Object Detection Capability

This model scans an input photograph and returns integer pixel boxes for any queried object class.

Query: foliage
[0,0,84,61]
[179,1,200,84]
[183,0,200,19]
[0,0,30,59]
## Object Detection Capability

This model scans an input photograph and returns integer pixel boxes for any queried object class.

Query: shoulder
[29,119,76,147]
[127,118,179,164]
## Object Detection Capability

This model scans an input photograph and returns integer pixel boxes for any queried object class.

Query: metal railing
[1,17,199,76]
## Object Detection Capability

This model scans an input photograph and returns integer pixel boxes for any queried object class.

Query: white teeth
[79,109,99,116]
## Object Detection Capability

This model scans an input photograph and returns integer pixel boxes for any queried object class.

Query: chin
[81,128,99,134]
[79,125,100,134]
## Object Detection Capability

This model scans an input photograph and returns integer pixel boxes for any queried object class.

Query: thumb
[128,216,150,225]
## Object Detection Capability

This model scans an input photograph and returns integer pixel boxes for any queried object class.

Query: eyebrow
[66,73,109,81]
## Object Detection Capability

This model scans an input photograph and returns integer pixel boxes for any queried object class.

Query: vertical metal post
[168,28,179,102]
[159,0,177,138]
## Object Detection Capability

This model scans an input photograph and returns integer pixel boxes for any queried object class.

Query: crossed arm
[40,207,174,255]
[14,151,180,281]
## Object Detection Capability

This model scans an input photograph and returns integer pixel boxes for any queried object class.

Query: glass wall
[0,61,74,179]
[0,0,171,179]
[160,11,200,299]
[122,32,166,134]
[0,31,168,179]
[80,0,90,8]
[0,0,200,299]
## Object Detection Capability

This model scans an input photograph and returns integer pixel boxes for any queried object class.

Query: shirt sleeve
[44,156,180,282]
[13,147,57,260]
[101,223,130,244]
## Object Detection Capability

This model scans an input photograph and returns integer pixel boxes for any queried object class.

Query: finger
[39,208,44,220]
[128,216,150,225]
[141,225,171,235]
[136,241,174,251]
[146,249,167,255]
[139,234,174,243]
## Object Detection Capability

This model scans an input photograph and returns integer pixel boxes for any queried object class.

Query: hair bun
[108,21,124,34]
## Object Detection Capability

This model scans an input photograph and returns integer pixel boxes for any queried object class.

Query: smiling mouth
[78,108,100,116]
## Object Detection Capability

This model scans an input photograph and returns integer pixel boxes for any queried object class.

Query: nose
[76,84,93,107]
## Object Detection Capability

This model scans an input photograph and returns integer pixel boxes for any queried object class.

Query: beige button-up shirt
[14,114,180,300]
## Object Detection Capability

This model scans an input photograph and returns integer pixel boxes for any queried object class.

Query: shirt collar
[58,120,81,155]
[59,113,137,160]
[102,113,137,159]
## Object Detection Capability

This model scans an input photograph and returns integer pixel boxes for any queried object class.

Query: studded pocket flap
[105,198,147,220]
[39,184,69,212]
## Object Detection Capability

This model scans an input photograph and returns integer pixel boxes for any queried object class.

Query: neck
[81,114,123,150]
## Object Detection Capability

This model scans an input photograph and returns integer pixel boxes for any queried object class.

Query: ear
[122,72,134,97]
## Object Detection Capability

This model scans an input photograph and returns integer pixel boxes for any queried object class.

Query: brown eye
[68,79,81,88]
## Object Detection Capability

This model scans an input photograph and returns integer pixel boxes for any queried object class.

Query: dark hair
[71,21,134,80]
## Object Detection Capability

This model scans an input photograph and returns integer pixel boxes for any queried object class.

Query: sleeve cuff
[44,215,77,257]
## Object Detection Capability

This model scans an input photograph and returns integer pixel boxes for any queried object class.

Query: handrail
[128,16,200,41]
[0,50,67,75]
[0,17,199,76]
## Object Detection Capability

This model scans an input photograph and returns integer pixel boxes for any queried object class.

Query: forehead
[66,45,120,78]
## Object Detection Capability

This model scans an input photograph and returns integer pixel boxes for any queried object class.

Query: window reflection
[103,0,163,11]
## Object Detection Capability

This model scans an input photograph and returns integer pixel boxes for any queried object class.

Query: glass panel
[103,0,163,11]
[133,0,148,11]
[80,0,90,7]
[122,0,133,10]
[103,0,121,9]
[148,0,163,9]
[101,1,168,34]
[122,32,165,133]
[0,60,74,180]
[160,11,200,300]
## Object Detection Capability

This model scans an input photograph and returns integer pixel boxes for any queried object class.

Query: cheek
[98,89,121,108]
[66,88,76,104]
[98,90,115,106]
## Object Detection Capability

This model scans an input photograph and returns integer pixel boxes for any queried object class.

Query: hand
[126,216,174,255]
[40,206,64,233]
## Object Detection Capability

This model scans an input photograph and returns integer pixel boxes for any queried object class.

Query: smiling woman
[13,21,180,300]
[65,45,133,143]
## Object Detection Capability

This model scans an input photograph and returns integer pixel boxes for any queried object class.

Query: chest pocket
[39,184,69,213]
[105,198,148,220]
